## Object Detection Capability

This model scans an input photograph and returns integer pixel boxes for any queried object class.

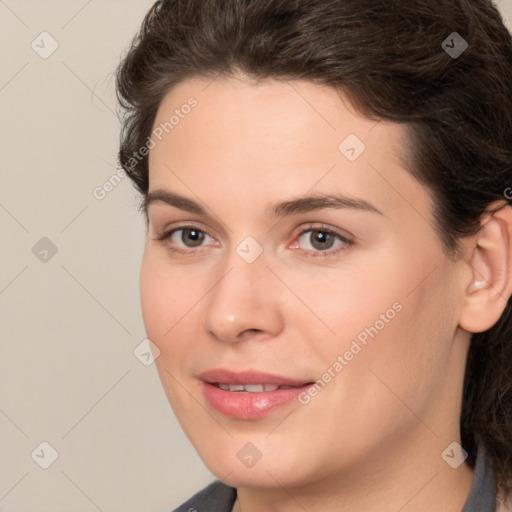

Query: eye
[173,227,212,248]
[155,225,216,252]
[294,226,353,256]
[153,223,353,257]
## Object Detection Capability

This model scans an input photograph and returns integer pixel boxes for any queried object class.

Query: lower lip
[202,382,311,419]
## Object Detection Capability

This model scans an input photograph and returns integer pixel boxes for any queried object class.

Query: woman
[115,1,512,510]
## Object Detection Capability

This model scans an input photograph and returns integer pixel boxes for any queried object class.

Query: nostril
[236,328,266,341]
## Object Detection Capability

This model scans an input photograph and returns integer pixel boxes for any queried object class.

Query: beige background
[1,1,511,511]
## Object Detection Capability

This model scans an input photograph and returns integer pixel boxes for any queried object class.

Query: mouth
[214,383,299,392]
[200,369,314,419]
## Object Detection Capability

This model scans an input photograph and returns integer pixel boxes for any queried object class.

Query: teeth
[217,383,281,392]
[244,384,264,392]
[228,384,245,392]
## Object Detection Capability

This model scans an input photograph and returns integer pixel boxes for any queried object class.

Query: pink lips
[200,369,313,420]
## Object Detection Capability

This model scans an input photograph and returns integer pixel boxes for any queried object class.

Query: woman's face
[141,76,470,488]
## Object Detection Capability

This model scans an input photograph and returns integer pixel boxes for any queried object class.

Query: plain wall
[1,1,511,511]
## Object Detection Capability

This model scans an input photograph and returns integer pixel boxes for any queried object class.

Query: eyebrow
[142,188,383,220]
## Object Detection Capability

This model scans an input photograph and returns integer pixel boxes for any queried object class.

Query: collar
[462,443,497,512]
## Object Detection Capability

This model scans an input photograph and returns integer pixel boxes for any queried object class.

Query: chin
[189,433,314,489]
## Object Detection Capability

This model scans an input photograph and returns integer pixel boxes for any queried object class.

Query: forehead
[148,75,428,223]
[150,74,405,162]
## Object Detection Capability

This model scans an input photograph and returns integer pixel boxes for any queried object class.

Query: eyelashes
[153,222,354,258]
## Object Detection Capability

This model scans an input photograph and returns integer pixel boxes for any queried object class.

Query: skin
[140,75,512,512]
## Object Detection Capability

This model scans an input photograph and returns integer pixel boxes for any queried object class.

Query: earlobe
[459,202,512,333]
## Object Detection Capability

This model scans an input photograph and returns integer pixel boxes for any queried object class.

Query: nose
[202,252,284,344]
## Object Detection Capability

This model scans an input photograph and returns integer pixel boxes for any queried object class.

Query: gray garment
[172,480,236,512]
[173,443,495,512]
[462,444,496,512]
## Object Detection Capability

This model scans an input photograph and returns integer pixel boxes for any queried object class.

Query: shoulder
[171,480,237,512]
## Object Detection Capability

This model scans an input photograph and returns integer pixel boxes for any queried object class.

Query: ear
[459,202,512,333]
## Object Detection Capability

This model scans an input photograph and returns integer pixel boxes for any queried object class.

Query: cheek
[293,266,458,464]
[348,265,457,412]
[140,253,169,342]
[278,261,401,358]
[140,249,202,343]
[139,251,200,408]
[294,250,456,398]
[140,252,189,365]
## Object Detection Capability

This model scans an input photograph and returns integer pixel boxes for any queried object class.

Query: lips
[200,369,313,419]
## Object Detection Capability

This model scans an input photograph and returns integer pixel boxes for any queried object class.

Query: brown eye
[293,226,354,258]
[298,229,346,252]
[179,228,206,247]
[157,226,215,250]
[308,231,337,251]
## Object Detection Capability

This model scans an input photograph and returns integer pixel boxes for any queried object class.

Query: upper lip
[199,369,312,387]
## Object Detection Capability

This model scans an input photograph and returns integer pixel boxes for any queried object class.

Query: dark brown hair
[116,0,512,497]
